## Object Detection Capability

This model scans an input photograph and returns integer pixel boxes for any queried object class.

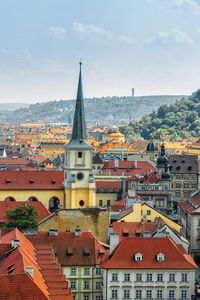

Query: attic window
[98,250,105,256]
[29,179,34,184]
[114,188,119,192]
[83,248,90,256]
[5,179,11,184]
[126,168,130,172]
[156,253,165,262]
[66,247,73,256]
[106,188,111,192]
[176,166,180,171]
[123,232,129,237]
[134,253,143,262]
[51,179,56,184]
[188,166,192,171]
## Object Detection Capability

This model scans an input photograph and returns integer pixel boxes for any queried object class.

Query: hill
[120,89,200,140]
[0,95,185,124]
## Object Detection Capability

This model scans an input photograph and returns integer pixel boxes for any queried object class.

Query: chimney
[135,160,137,168]
[75,225,81,237]
[110,233,119,254]
[48,229,58,237]
[11,239,20,249]
[114,159,118,169]
[26,266,34,278]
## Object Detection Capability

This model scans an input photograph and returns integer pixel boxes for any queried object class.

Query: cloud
[73,22,113,39]
[174,0,200,15]
[119,34,135,45]
[147,28,194,46]
[73,21,135,45]
[48,26,66,39]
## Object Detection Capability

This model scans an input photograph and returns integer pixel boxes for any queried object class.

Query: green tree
[5,205,39,230]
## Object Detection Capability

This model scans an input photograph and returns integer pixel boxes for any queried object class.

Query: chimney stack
[26,266,34,278]
[11,239,20,249]
[75,225,81,237]
[110,233,119,254]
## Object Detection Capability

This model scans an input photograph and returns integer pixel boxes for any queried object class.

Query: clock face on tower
[77,172,84,180]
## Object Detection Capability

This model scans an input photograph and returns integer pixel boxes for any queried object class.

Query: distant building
[132,88,134,97]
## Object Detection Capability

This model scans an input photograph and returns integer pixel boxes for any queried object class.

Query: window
[136,290,142,299]
[146,290,152,298]
[176,183,181,188]
[192,175,196,180]
[70,267,77,275]
[136,273,142,282]
[99,200,103,207]
[135,253,143,262]
[84,296,89,300]
[78,152,82,158]
[124,290,130,299]
[192,184,197,189]
[107,200,111,206]
[157,290,163,299]
[111,289,118,299]
[175,192,181,198]
[156,199,164,207]
[95,296,101,300]
[182,273,187,282]
[183,175,189,180]
[73,295,76,300]
[169,273,175,282]
[84,281,90,289]
[84,268,90,275]
[147,273,152,282]
[176,175,182,180]
[147,210,151,215]
[124,273,130,282]
[157,253,165,262]
[157,274,163,282]
[181,290,187,299]
[169,290,175,299]
[112,273,118,282]
[96,267,101,275]
[154,186,159,190]
[184,183,189,189]
[70,281,76,289]
[95,281,101,290]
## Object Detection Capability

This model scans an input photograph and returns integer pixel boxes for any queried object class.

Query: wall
[38,208,110,244]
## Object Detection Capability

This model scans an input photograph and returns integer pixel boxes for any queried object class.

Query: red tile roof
[0,171,64,189]
[101,160,156,176]
[27,231,109,266]
[0,228,73,299]
[0,273,49,300]
[101,237,197,269]
[0,201,51,223]
[96,181,121,192]
[112,222,159,241]
[0,158,30,165]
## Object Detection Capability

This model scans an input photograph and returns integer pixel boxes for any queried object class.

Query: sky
[0,0,200,103]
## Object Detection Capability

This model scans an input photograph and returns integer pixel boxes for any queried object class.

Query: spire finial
[79,58,82,68]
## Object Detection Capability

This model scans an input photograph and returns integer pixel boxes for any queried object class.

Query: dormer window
[134,253,143,262]
[157,253,165,262]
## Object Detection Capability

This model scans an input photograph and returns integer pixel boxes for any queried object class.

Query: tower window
[78,152,82,158]
[79,200,84,207]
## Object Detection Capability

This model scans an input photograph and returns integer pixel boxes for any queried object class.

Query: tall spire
[67,62,91,148]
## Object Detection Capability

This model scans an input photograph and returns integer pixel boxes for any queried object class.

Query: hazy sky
[0,0,200,103]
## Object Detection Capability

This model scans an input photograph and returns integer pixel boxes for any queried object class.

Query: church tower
[64,63,96,209]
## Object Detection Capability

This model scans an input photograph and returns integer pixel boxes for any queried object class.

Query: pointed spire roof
[66,62,91,149]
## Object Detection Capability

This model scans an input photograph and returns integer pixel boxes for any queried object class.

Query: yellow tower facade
[64,63,96,209]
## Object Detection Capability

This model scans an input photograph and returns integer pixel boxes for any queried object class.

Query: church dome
[146,141,158,152]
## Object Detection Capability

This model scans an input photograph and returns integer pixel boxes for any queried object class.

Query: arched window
[5,197,16,202]
[49,197,60,212]
[27,197,38,202]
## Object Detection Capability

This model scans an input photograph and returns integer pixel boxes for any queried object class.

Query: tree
[5,205,39,230]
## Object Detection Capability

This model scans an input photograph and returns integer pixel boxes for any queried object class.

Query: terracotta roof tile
[101,237,197,269]
[0,170,64,189]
